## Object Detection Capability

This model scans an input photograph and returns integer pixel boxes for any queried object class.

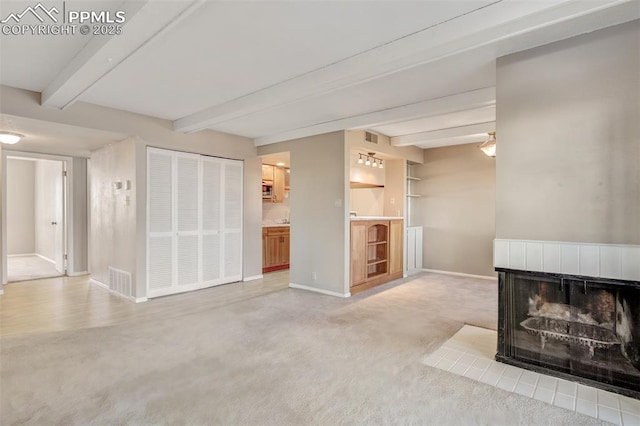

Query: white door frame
[1,150,74,286]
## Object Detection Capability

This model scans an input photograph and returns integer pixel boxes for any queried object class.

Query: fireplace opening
[498,270,640,398]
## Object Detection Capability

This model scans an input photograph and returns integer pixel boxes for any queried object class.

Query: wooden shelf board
[406,176,421,181]
[406,194,421,198]
[367,259,387,266]
[367,271,388,279]
[367,241,388,246]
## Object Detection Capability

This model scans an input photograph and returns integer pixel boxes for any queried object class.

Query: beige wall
[383,159,406,218]
[350,188,384,216]
[258,131,349,296]
[496,21,640,245]
[6,159,35,255]
[89,139,137,288]
[413,143,496,277]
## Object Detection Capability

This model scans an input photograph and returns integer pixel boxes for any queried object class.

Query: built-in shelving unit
[366,224,389,279]
[406,163,421,226]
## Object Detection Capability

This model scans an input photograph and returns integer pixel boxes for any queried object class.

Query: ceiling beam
[391,121,496,147]
[174,0,630,134]
[254,87,495,146]
[41,0,203,109]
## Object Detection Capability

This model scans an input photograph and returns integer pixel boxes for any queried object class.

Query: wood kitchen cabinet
[262,164,288,203]
[262,226,290,273]
[350,219,403,293]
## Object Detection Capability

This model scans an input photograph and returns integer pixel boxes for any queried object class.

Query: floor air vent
[108,267,132,297]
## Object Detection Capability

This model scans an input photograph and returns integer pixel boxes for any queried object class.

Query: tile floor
[423,325,640,426]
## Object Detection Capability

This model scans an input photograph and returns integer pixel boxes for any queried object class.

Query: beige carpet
[0,273,604,424]
[7,254,62,282]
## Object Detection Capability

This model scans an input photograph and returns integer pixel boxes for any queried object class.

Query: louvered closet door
[176,153,201,288]
[147,149,174,296]
[201,157,222,285]
[222,160,243,281]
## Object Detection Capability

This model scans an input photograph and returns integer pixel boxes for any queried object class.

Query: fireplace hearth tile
[600,389,622,410]
[518,370,539,386]
[621,411,640,426]
[576,398,598,418]
[514,382,535,398]
[428,325,639,425]
[599,405,622,425]
[621,397,640,414]
[533,386,555,404]
[554,393,576,411]
[577,384,598,402]
[557,379,577,398]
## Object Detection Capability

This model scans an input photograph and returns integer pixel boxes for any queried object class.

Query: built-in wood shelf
[406,194,421,198]
[406,176,421,181]
[367,259,387,266]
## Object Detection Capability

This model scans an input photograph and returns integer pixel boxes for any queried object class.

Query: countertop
[350,216,404,221]
[262,223,290,228]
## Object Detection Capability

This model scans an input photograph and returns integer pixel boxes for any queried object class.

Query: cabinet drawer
[266,227,289,236]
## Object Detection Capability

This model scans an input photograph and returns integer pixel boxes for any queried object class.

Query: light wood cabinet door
[273,167,285,203]
[389,220,404,275]
[282,233,290,265]
[262,164,274,182]
[350,221,368,287]
[265,234,282,268]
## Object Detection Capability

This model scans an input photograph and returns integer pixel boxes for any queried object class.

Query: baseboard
[243,274,263,282]
[422,268,497,281]
[67,271,89,277]
[90,278,148,303]
[34,253,56,264]
[289,282,350,298]
[8,253,37,258]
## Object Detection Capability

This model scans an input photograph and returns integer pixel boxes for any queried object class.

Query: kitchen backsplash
[262,197,290,224]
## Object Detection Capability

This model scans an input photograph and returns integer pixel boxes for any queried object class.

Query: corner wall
[258,132,349,296]
[496,21,640,245]
[413,143,496,277]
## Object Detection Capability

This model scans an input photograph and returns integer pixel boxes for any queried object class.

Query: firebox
[497,269,640,399]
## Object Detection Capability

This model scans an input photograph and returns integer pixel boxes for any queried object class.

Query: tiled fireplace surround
[493,239,640,400]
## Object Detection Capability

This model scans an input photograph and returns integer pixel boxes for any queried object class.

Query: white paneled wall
[494,239,640,281]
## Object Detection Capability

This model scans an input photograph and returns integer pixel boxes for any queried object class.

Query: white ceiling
[1,0,637,152]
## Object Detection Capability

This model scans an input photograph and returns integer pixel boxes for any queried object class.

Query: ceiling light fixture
[358,152,384,169]
[0,131,23,145]
[478,132,496,157]
[276,162,285,166]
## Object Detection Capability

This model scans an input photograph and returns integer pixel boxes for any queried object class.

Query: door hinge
[64,254,68,260]
[63,170,68,177]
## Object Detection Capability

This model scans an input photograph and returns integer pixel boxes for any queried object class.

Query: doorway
[5,156,67,282]
[260,152,291,275]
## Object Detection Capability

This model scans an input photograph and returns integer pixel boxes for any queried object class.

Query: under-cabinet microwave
[262,181,273,199]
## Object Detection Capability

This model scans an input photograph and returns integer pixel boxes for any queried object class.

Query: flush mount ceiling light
[478,132,497,157]
[358,152,384,168]
[0,131,23,144]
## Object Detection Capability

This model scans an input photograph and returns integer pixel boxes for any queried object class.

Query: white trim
[0,288,3,295]
[90,278,148,303]
[422,268,497,281]
[243,274,263,282]
[67,271,89,277]
[289,282,351,298]
[34,253,56,265]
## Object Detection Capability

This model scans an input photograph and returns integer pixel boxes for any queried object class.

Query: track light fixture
[357,152,383,169]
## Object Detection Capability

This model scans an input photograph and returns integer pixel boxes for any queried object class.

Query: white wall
[35,159,63,263]
[496,21,640,245]
[6,159,35,255]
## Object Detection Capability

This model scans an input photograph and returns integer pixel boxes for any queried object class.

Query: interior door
[222,160,243,281]
[52,161,64,273]
[202,157,222,285]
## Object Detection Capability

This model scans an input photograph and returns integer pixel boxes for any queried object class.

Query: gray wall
[89,139,137,288]
[258,132,349,296]
[496,21,640,245]
[71,157,88,273]
[35,159,63,263]
[413,143,496,277]
[6,159,35,255]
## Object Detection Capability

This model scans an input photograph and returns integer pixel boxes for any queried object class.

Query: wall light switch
[124,180,131,190]
[112,181,122,190]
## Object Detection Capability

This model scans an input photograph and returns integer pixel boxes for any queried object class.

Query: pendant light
[479,132,496,157]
